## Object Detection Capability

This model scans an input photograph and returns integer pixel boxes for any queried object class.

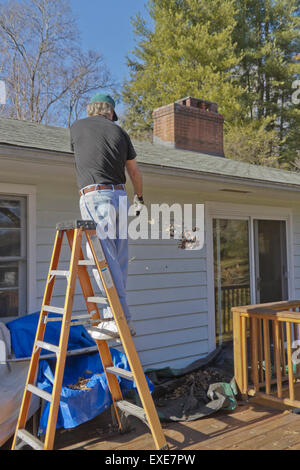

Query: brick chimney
[152,96,225,157]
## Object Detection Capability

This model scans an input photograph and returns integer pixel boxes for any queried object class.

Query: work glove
[133,194,144,216]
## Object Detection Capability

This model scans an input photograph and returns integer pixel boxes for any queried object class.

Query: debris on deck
[147,352,237,423]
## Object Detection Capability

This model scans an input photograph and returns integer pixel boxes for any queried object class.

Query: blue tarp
[6,312,94,358]
[6,313,153,434]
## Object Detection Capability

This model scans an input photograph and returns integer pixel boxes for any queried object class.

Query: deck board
[52,401,300,451]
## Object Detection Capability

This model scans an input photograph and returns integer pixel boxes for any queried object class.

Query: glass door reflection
[213,219,251,345]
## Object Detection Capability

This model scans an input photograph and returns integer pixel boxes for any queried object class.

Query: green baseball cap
[89,93,118,121]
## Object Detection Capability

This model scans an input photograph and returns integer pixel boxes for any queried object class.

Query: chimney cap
[175,96,217,105]
[175,96,218,113]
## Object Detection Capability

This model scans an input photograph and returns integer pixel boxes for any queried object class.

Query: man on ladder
[70,93,144,341]
[12,94,168,451]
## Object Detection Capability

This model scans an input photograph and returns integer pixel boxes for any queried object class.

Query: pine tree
[123,0,299,167]
[224,117,286,167]
[232,0,300,163]
[122,0,245,137]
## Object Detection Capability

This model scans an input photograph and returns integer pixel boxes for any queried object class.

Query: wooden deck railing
[232,300,300,408]
[215,284,250,337]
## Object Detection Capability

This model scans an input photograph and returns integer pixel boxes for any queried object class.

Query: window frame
[0,183,36,321]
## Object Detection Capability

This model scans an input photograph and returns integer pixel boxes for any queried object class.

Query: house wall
[2,151,300,371]
[128,230,208,370]
[129,174,300,370]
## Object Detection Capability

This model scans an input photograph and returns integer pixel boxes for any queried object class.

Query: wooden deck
[50,400,300,451]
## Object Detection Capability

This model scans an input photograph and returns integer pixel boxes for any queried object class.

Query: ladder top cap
[56,220,96,230]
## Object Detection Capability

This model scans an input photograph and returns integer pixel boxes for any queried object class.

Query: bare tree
[61,49,117,128]
[0,0,116,126]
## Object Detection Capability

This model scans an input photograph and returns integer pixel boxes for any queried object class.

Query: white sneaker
[87,320,119,341]
[87,320,136,341]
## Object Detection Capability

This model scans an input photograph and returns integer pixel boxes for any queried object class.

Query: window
[0,196,27,317]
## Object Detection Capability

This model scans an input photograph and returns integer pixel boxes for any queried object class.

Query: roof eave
[139,161,300,193]
[1,142,300,193]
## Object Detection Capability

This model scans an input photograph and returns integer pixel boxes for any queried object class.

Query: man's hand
[133,194,144,216]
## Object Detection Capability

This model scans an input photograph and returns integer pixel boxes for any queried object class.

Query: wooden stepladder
[11,220,168,451]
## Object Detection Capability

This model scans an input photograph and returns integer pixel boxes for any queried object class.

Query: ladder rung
[17,429,44,450]
[50,270,70,277]
[116,400,147,424]
[106,366,134,381]
[7,346,98,362]
[69,314,93,326]
[47,314,92,323]
[36,340,60,355]
[87,296,108,305]
[27,384,52,402]
[43,305,65,314]
[70,320,92,327]
[78,259,95,266]
[71,314,92,320]
[56,219,96,230]
[46,317,63,322]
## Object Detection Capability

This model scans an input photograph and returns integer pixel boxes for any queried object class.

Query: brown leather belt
[80,184,124,196]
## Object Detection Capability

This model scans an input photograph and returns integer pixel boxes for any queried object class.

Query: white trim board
[205,201,295,352]
[0,183,37,317]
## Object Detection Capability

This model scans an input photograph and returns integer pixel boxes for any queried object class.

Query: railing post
[280,323,287,377]
[286,321,295,402]
[250,317,259,393]
[274,320,283,398]
[262,318,271,395]
[241,316,248,395]
[233,310,246,396]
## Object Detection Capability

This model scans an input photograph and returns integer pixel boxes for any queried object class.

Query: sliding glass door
[254,220,288,303]
[213,217,288,345]
[213,219,251,345]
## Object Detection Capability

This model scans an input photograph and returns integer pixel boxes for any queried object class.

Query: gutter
[138,161,300,193]
[1,142,300,193]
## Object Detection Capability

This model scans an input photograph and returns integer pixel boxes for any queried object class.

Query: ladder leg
[117,325,167,449]
[67,232,123,429]
[86,230,168,450]
[43,228,83,450]
[67,229,124,430]
[77,267,125,430]
[11,230,65,450]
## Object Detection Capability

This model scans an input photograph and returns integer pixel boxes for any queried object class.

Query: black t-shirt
[70,115,136,189]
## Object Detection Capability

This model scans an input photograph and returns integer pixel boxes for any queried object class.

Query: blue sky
[70,0,152,106]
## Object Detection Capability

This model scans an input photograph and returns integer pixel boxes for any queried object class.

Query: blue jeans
[79,187,131,322]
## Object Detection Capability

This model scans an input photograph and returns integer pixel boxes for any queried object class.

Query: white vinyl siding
[127,238,208,370]
[36,183,82,313]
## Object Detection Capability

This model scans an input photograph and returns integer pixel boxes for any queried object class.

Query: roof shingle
[0,116,299,188]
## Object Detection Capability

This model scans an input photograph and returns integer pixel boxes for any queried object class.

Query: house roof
[0,116,300,189]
